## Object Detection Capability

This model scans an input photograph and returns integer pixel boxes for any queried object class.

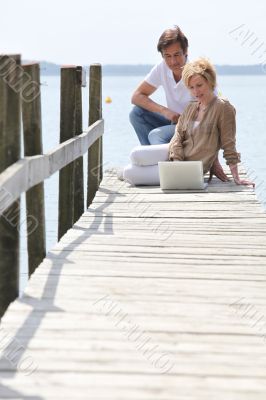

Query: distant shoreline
[30,61,266,76]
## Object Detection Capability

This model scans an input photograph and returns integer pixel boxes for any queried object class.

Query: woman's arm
[168,115,185,161]
[218,101,240,165]
[209,156,230,182]
[219,101,254,186]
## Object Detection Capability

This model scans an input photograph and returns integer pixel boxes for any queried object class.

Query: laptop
[158,161,206,190]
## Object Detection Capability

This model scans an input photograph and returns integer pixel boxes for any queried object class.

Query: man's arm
[131,81,180,123]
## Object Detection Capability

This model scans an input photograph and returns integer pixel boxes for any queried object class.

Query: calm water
[20,74,266,288]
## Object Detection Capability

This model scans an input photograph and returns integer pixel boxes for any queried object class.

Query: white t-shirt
[144,60,194,114]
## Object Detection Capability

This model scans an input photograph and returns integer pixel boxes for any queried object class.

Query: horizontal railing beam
[0,119,104,215]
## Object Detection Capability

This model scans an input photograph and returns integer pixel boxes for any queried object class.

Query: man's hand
[209,157,230,182]
[161,108,180,124]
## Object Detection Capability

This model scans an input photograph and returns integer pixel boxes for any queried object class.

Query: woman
[122,58,254,187]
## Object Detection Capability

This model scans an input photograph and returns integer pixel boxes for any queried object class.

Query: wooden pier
[1,54,266,399]
[1,169,266,399]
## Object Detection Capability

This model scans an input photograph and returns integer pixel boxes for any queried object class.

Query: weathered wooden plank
[1,372,266,399]
[1,311,265,335]
[69,224,266,234]
[93,193,258,202]
[87,202,263,210]
[36,258,266,274]
[2,349,266,377]
[1,330,265,350]
[49,242,266,256]
[43,255,266,265]
[5,294,266,315]
[45,251,266,264]
[58,237,266,247]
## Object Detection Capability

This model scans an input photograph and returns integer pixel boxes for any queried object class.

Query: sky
[1,0,266,66]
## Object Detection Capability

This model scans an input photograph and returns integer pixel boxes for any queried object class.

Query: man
[129,25,228,181]
[130,26,189,145]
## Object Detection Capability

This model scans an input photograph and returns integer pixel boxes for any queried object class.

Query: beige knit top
[168,96,241,173]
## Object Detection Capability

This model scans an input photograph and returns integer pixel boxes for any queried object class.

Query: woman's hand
[229,164,255,187]
[233,176,255,187]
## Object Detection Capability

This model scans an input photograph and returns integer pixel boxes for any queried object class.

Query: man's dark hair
[157,26,188,54]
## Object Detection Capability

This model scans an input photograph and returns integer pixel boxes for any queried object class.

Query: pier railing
[0,55,104,317]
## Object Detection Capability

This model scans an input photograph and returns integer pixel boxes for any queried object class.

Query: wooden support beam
[22,63,46,276]
[87,64,102,207]
[0,54,21,317]
[58,66,87,240]
[73,66,84,224]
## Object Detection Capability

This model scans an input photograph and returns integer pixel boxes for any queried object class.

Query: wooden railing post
[58,66,84,240]
[21,63,46,276]
[0,54,21,317]
[87,64,102,207]
[73,66,84,223]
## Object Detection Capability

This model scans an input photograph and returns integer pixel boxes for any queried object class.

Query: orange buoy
[105,96,112,103]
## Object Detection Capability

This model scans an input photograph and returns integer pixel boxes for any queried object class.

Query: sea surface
[20,74,266,289]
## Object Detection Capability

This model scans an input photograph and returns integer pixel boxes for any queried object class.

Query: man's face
[162,42,187,74]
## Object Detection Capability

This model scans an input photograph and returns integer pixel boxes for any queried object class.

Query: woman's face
[188,74,213,103]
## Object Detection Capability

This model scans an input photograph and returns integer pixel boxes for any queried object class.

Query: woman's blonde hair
[182,58,216,90]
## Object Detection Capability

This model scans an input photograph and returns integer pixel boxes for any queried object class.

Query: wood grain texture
[0,168,266,399]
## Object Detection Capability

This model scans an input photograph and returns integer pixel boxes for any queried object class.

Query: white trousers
[123,144,169,186]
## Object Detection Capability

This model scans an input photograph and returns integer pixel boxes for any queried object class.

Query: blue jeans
[129,105,176,145]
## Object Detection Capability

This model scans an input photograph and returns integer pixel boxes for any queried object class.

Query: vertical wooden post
[21,63,46,277]
[87,64,102,207]
[0,54,21,317]
[73,66,84,223]
[58,66,84,240]
[58,66,75,240]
